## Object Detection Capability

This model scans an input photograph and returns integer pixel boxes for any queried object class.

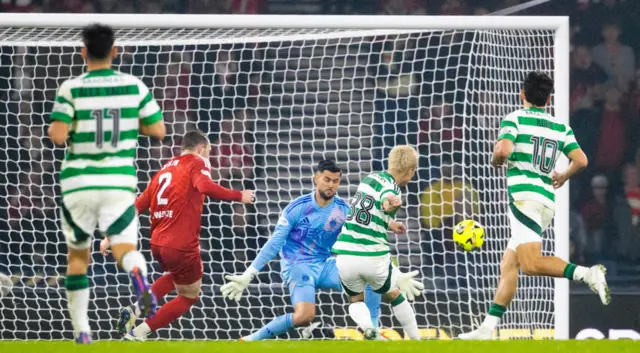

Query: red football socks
[151,273,176,300]
[145,295,198,331]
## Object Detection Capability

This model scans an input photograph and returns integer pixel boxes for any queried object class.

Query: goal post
[0,14,569,340]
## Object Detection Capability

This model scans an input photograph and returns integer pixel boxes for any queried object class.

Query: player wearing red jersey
[100,130,254,340]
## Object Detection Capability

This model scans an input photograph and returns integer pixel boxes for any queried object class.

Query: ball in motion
[453,219,485,252]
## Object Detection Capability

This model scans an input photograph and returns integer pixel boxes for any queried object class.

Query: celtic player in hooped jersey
[459,71,610,340]
[332,145,424,340]
[47,24,166,344]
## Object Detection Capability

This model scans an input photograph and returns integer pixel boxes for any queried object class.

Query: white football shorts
[507,200,554,251]
[335,253,399,295]
[60,189,138,250]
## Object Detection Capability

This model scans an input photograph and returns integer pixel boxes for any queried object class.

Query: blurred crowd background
[1,0,639,294]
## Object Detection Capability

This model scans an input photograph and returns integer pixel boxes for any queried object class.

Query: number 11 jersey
[50,68,162,196]
[498,107,580,212]
[332,171,400,257]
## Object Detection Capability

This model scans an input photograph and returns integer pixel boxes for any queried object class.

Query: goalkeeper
[221,160,422,340]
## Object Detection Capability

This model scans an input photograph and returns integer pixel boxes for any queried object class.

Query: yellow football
[453,219,485,252]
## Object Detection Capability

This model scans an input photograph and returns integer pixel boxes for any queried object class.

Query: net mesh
[0,25,557,340]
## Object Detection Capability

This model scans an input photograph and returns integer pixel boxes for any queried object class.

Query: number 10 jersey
[332,171,400,257]
[498,107,580,212]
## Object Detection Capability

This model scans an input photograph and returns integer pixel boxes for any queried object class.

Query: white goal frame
[0,13,570,340]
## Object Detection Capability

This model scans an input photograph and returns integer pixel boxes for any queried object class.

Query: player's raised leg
[103,190,156,319]
[126,281,200,341]
[124,246,203,340]
[117,272,177,335]
[459,203,609,340]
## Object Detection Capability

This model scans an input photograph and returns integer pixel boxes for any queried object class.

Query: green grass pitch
[0,340,637,353]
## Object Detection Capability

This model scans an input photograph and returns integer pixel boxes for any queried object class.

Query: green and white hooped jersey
[50,68,162,195]
[498,107,580,211]
[332,171,400,256]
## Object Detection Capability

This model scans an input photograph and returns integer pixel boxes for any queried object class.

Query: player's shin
[244,313,295,341]
[65,274,91,336]
[113,244,156,317]
[389,294,420,339]
[364,286,382,329]
[131,273,177,317]
[479,250,519,332]
[136,295,198,336]
[66,249,92,338]
[348,301,374,331]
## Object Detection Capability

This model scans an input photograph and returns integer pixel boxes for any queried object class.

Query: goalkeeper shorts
[507,200,554,251]
[335,253,399,295]
[60,189,138,250]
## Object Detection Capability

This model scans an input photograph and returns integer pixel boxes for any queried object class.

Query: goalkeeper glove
[220,267,258,301]
[396,270,424,301]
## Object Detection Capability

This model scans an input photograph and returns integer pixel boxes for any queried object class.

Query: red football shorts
[151,244,203,285]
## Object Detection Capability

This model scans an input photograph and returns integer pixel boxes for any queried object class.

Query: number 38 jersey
[136,154,215,251]
[498,107,580,211]
[50,69,162,196]
[332,171,400,257]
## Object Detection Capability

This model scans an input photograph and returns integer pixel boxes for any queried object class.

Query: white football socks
[573,265,589,282]
[391,298,420,339]
[121,251,148,275]
[348,302,374,331]
[67,288,91,335]
[133,322,152,337]
[481,315,500,331]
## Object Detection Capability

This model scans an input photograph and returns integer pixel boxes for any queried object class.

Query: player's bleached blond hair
[388,145,418,174]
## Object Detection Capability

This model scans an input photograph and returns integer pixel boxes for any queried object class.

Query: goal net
[0,15,568,340]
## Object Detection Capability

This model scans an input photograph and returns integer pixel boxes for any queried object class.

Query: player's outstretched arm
[220,228,288,301]
[221,210,295,301]
[552,148,588,189]
[192,166,254,203]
